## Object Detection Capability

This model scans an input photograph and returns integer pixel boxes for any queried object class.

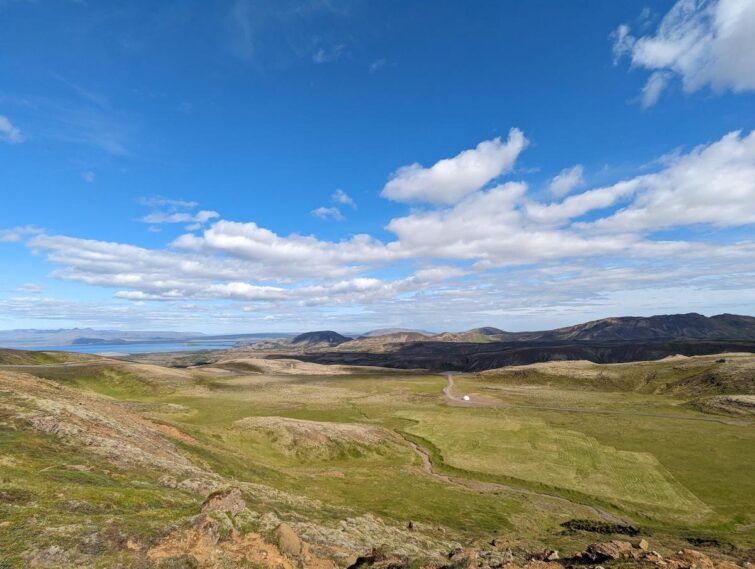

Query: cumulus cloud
[7,128,755,329]
[388,182,635,267]
[583,130,755,232]
[548,165,585,197]
[614,0,755,104]
[381,128,528,204]
[0,115,23,144]
[172,220,397,274]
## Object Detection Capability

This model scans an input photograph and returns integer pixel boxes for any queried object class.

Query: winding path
[413,371,749,523]
[402,434,628,525]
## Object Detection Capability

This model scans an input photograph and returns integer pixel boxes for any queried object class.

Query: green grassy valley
[0,350,753,567]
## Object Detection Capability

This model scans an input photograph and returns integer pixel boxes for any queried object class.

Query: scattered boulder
[275,523,305,558]
[581,540,634,562]
[446,547,479,567]
[201,487,246,516]
[529,549,559,561]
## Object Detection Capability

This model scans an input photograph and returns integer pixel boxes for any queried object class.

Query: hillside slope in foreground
[0,349,753,568]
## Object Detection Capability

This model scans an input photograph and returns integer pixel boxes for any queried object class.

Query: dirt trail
[403,435,628,525]
[441,373,746,425]
[442,373,500,407]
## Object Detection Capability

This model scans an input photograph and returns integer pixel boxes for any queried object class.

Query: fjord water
[21,341,237,354]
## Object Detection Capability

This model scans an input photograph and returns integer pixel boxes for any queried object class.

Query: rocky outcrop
[201,487,246,515]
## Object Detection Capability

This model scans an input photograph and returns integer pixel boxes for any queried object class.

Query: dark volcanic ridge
[264,313,755,372]
[281,339,755,372]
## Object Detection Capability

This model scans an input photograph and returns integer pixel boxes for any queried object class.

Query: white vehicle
[462,395,470,401]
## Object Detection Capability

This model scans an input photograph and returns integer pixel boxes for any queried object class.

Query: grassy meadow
[1,352,753,566]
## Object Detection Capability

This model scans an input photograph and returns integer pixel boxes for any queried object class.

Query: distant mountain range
[262,313,755,372]
[268,313,755,349]
[3,314,754,360]
[492,313,755,342]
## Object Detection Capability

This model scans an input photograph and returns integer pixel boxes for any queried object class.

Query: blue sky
[1,0,754,333]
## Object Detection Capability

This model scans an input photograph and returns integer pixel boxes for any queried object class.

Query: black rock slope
[291,330,352,346]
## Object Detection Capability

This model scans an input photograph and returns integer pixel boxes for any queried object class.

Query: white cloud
[311,190,356,222]
[172,220,396,275]
[381,128,528,204]
[640,71,670,107]
[0,115,23,144]
[0,225,43,243]
[583,130,755,232]
[141,210,219,225]
[7,128,755,329]
[548,164,584,197]
[526,179,640,225]
[311,206,343,221]
[331,189,355,207]
[387,182,635,267]
[82,170,96,183]
[614,0,755,104]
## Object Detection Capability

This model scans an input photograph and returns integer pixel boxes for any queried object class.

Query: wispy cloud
[141,210,219,225]
[0,114,23,143]
[548,164,584,197]
[311,189,356,221]
[138,196,198,210]
[228,0,256,63]
[312,43,345,64]
[138,195,217,230]
[311,206,344,220]
[331,189,355,207]
[0,225,43,243]
[17,283,43,293]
